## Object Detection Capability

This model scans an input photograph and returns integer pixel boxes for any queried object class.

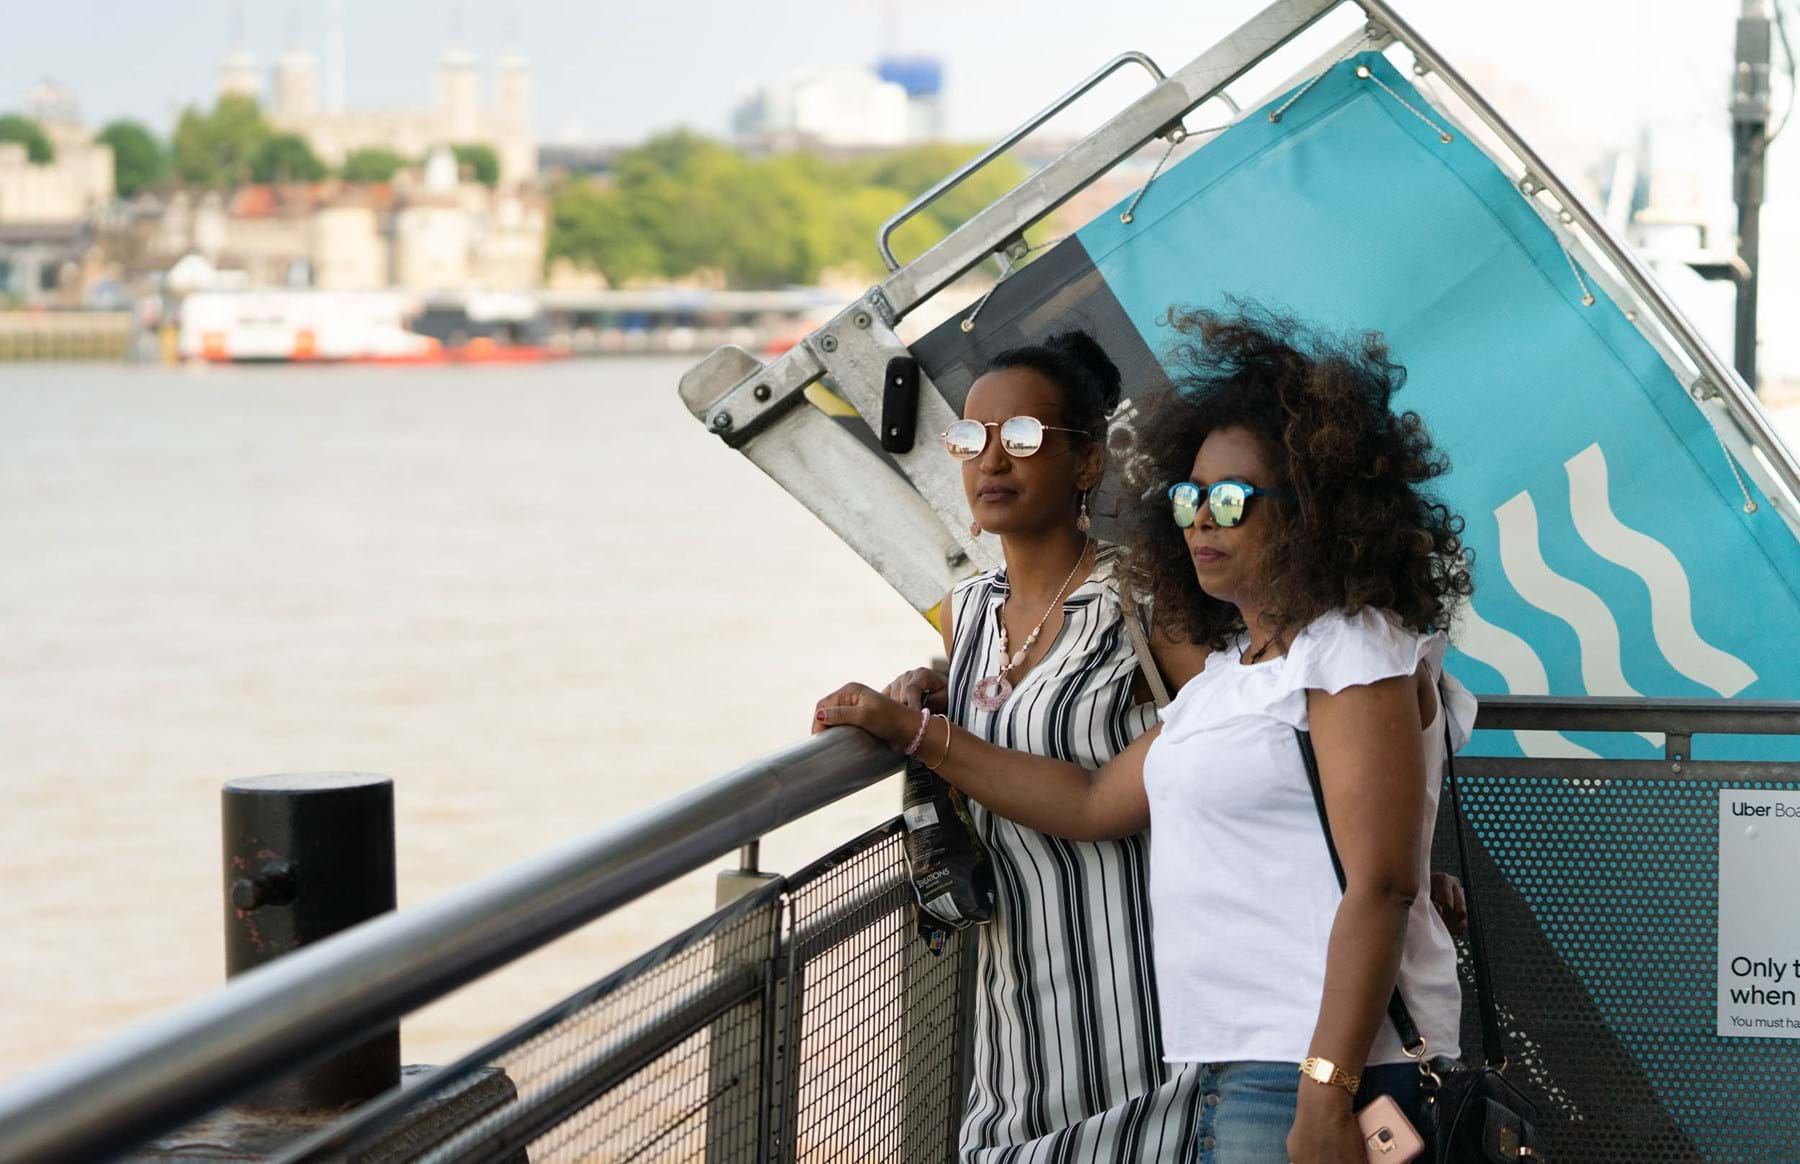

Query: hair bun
[1044,330,1123,414]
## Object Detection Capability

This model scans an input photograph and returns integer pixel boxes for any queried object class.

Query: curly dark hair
[1121,303,1473,651]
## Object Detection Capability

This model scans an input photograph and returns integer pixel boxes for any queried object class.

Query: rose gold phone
[1357,1095,1425,1162]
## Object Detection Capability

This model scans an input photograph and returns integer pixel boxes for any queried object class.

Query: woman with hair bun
[870,329,1210,1161]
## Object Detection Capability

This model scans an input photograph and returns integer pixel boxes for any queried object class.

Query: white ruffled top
[1141,606,1476,1066]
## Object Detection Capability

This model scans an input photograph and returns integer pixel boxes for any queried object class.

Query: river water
[0,358,937,1085]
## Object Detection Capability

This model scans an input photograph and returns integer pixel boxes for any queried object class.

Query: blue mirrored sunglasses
[1167,479,1287,529]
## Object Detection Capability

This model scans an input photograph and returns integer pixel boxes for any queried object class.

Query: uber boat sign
[1718,790,1800,1038]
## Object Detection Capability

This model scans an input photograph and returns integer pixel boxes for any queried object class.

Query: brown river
[0,357,936,1084]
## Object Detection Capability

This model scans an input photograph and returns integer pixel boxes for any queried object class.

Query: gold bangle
[1299,1055,1361,1096]
[926,713,952,769]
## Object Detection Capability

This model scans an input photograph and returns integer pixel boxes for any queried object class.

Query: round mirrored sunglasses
[943,416,1089,461]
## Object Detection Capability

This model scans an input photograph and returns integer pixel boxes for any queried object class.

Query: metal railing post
[716,842,781,907]
[777,927,806,1164]
[1731,0,1772,390]
[707,843,783,1164]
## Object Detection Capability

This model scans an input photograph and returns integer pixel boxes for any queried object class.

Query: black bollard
[222,773,399,1112]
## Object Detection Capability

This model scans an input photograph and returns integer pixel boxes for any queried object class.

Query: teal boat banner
[913,52,1800,764]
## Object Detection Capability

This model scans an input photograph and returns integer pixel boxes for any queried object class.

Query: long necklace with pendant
[971,539,1091,712]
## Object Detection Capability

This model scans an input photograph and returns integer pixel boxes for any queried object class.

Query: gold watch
[1298,1056,1361,1096]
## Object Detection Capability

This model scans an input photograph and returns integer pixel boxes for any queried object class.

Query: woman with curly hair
[816,304,1475,1163]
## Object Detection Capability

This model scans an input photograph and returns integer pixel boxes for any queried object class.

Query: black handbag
[1294,695,1542,1163]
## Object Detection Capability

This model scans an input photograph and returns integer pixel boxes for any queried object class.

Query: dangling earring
[1076,490,1091,533]
[969,519,982,538]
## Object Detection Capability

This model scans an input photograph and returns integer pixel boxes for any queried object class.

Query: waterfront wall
[0,312,134,361]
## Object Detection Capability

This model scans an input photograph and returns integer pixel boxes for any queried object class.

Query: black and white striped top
[948,544,1201,1163]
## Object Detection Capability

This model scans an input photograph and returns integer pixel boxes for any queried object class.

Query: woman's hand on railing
[884,668,948,713]
[813,682,916,749]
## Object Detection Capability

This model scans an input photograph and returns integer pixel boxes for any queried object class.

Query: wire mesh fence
[412,882,781,1164]
[783,823,970,1164]
[290,818,973,1164]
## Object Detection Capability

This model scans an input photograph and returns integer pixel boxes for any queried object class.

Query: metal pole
[1733,0,1773,392]
[222,773,399,1111]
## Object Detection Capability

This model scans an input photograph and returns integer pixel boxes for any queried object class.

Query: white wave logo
[1494,489,1662,749]
[1563,445,1756,697]
[1456,442,1755,758]
[1454,603,1599,759]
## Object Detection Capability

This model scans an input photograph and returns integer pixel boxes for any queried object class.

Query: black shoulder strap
[1440,702,1507,1065]
[1295,685,1507,1066]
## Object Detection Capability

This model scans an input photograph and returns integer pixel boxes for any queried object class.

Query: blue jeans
[1192,1061,1426,1163]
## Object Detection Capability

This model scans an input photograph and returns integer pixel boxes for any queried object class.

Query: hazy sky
[0,0,1759,153]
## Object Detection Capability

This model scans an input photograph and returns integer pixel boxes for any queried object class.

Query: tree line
[546,132,1029,288]
[0,96,500,196]
[3,99,1037,288]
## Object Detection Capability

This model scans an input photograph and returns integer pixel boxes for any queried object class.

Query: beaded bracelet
[903,706,932,756]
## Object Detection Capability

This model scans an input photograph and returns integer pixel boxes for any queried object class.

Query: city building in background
[90,144,545,298]
[876,56,946,142]
[224,34,537,191]
[1,81,113,223]
[733,58,945,149]
[0,81,113,303]
[4,46,547,311]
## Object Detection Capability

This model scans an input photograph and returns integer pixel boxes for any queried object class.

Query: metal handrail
[876,50,1175,272]
[1476,695,1800,736]
[0,729,901,1164]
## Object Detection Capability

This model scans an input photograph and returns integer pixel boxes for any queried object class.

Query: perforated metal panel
[1442,760,1800,1163]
